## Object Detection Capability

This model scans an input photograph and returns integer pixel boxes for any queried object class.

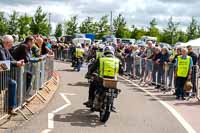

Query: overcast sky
[0,0,200,31]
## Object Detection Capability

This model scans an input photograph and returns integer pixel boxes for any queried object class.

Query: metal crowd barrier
[126,55,200,100]
[53,47,72,61]
[0,70,9,119]
[0,56,54,120]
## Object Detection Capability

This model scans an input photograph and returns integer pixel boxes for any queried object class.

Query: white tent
[178,38,200,48]
[177,38,200,54]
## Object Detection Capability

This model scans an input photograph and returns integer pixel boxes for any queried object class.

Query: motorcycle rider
[84,46,123,110]
[74,43,84,71]
[96,44,104,59]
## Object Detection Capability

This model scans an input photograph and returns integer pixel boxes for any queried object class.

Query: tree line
[0,6,51,40]
[1,6,200,45]
[59,15,200,45]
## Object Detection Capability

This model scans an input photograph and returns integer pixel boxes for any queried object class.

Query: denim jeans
[135,64,140,77]
[157,65,164,86]
[152,63,159,84]
[26,72,33,96]
[8,79,17,108]
[168,66,174,87]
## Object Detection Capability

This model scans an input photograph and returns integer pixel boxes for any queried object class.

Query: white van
[72,38,92,45]
[141,36,157,44]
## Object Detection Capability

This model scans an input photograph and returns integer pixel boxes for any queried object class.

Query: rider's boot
[83,99,93,107]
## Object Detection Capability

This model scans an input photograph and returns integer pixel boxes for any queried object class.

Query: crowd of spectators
[27,36,200,101]
[115,40,198,100]
[0,34,54,115]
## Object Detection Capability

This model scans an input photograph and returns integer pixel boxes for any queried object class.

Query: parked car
[102,35,117,44]
[121,38,136,45]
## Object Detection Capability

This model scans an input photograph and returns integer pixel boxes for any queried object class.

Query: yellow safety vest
[99,57,119,79]
[177,56,190,77]
[75,48,84,58]
[96,51,103,59]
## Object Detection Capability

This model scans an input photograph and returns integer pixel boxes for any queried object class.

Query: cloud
[0,0,199,32]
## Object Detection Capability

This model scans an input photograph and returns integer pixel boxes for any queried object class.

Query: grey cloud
[157,0,199,4]
[0,0,200,30]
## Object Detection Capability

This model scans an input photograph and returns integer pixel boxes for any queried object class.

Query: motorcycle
[86,74,121,123]
[73,57,83,71]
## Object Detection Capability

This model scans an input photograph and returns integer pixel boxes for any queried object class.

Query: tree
[147,18,160,41]
[0,12,8,35]
[18,14,32,40]
[187,17,198,40]
[113,14,127,38]
[177,31,188,43]
[64,16,78,35]
[8,11,19,35]
[79,17,97,34]
[161,17,180,45]
[131,26,147,40]
[30,6,50,36]
[96,15,110,39]
[55,23,63,37]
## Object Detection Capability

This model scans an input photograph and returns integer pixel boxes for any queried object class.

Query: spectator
[156,47,170,89]
[187,45,198,95]
[41,38,53,55]
[12,36,34,63]
[0,35,24,115]
[143,40,154,84]
[47,38,52,49]
[115,47,125,71]
[175,48,193,100]
[152,47,161,86]
[131,45,139,79]
[171,48,182,95]
[138,45,146,80]
[187,45,197,65]
[124,46,133,75]
[32,37,43,57]
[12,36,35,94]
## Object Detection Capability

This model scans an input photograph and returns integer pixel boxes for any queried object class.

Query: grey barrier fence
[53,48,200,100]
[0,70,9,118]
[53,47,71,61]
[0,56,54,120]
[128,56,200,100]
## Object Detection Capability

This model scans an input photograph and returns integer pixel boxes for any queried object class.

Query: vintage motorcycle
[86,73,121,123]
[73,57,83,72]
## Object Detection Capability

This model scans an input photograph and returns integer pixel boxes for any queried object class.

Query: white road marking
[40,129,52,133]
[119,76,196,133]
[41,93,76,133]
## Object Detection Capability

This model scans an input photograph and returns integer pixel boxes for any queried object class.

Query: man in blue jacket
[0,35,24,115]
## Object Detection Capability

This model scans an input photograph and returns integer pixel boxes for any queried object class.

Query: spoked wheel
[100,108,110,123]
[99,96,111,123]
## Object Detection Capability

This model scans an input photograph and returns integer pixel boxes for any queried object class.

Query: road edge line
[119,76,196,133]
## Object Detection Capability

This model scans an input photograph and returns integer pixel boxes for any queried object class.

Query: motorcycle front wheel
[99,96,112,123]
[100,108,110,123]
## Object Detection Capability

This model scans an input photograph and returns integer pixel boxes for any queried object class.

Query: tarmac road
[14,61,188,133]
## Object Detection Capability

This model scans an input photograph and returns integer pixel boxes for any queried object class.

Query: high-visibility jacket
[96,51,103,59]
[99,57,119,79]
[177,56,190,77]
[75,48,84,58]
